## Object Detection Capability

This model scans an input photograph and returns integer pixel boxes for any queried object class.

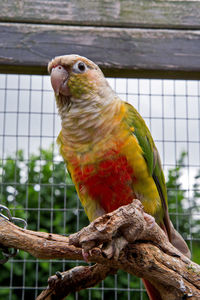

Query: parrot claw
[102,236,128,260]
[82,248,91,263]
[143,212,155,229]
[82,249,88,262]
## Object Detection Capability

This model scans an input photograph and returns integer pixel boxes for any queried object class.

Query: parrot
[48,54,190,300]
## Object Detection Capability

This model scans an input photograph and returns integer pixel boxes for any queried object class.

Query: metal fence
[0,74,200,299]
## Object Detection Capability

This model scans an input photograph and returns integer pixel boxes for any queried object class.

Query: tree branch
[0,200,199,300]
[37,264,117,300]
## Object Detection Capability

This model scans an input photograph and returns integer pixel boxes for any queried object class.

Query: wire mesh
[0,74,199,300]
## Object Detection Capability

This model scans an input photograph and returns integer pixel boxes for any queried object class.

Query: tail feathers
[160,221,191,259]
[170,221,191,259]
[142,279,162,300]
[142,222,191,299]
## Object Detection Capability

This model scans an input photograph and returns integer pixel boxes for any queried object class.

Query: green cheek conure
[48,55,190,300]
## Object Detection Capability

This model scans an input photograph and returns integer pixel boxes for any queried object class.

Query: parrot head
[48,54,122,146]
[48,54,113,111]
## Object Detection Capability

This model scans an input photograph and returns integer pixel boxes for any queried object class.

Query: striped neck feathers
[59,89,124,149]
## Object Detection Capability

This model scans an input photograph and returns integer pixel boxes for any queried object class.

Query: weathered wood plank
[1,0,200,29]
[0,23,200,78]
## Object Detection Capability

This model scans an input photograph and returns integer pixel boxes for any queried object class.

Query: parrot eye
[73,61,87,73]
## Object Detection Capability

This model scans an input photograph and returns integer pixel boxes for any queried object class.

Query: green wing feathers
[125,102,190,258]
[125,102,171,238]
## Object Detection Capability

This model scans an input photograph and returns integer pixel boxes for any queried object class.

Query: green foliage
[166,152,200,263]
[0,147,88,299]
[0,147,199,299]
[166,152,189,237]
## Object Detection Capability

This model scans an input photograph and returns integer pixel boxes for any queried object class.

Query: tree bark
[0,200,199,300]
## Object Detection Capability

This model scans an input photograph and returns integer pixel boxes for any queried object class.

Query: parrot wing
[125,102,190,258]
[124,102,171,238]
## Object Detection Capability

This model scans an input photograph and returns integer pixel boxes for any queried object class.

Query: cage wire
[0,73,200,300]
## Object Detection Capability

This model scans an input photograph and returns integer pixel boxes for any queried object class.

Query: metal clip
[0,204,27,264]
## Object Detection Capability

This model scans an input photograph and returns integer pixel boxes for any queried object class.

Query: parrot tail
[142,221,190,299]
[142,279,162,300]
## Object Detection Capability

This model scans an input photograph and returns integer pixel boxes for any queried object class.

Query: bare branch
[37,264,117,300]
[0,200,199,300]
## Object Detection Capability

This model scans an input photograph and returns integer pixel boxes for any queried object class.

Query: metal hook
[0,204,27,264]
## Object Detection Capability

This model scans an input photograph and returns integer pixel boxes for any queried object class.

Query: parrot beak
[50,65,70,97]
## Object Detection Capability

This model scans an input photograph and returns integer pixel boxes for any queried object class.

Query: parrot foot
[102,235,128,260]
[143,212,155,229]
[69,200,146,262]
[81,236,127,261]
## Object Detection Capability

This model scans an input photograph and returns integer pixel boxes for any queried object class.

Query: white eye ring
[73,61,88,73]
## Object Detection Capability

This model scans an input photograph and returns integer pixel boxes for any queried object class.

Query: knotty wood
[0,200,199,300]
[37,264,117,300]
[0,23,200,78]
[1,0,200,29]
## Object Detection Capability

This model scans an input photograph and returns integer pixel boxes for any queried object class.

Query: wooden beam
[0,23,200,78]
[1,0,200,29]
